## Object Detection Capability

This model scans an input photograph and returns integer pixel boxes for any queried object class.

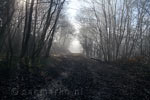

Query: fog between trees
[0,0,150,62]
[78,0,150,62]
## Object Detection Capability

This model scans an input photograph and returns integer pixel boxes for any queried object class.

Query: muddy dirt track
[1,55,150,100]
[37,55,150,100]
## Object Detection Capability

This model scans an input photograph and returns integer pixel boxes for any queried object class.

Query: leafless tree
[78,0,150,62]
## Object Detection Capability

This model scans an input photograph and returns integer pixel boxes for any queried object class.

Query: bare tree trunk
[20,0,35,59]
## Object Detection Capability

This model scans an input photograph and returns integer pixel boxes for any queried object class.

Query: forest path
[38,54,150,100]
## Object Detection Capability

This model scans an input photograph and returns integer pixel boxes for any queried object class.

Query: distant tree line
[78,0,150,62]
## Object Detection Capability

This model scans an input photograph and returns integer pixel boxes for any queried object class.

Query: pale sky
[66,0,81,34]
[66,0,83,53]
